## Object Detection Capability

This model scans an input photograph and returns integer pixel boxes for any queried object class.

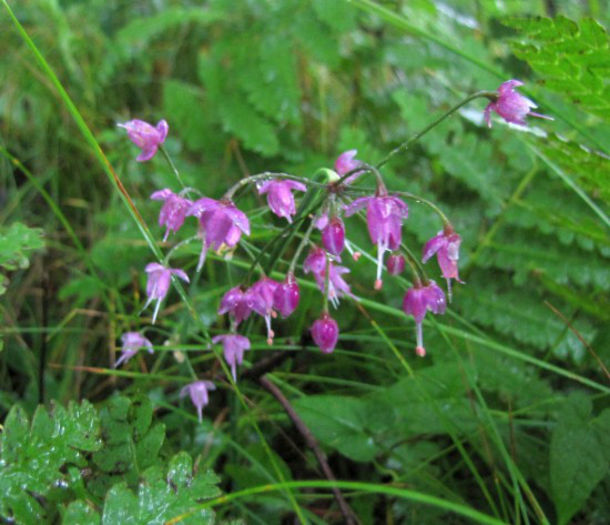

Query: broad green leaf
[293,395,379,462]
[550,394,609,525]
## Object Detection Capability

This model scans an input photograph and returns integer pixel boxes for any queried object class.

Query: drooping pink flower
[150,189,193,241]
[335,149,364,184]
[311,313,339,354]
[484,80,552,128]
[117,119,168,162]
[180,380,216,422]
[422,229,464,300]
[344,193,408,289]
[187,198,250,271]
[386,253,406,275]
[144,263,189,324]
[115,332,154,368]
[322,217,346,257]
[218,286,256,325]
[212,334,251,381]
[257,179,307,223]
[249,277,280,343]
[402,281,446,357]
[304,247,353,308]
[273,273,300,318]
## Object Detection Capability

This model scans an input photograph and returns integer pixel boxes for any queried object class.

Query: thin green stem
[376,91,497,169]
[159,144,186,190]
[166,480,507,525]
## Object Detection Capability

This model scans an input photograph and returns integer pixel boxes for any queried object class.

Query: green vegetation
[1,1,609,523]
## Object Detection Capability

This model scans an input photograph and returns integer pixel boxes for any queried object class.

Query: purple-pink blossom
[187,198,250,271]
[150,189,193,241]
[304,246,353,308]
[311,313,339,354]
[118,119,168,162]
[249,277,280,343]
[218,286,256,325]
[257,179,307,223]
[484,80,552,128]
[345,193,408,289]
[180,380,216,422]
[386,253,406,275]
[321,217,345,257]
[212,334,251,381]
[422,228,463,299]
[273,273,300,318]
[144,263,189,324]
[402,281,446,357]
[115,332,154,368]
[335,149,363,184]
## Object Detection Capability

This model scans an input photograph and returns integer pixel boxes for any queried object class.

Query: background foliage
[1,0,609,523]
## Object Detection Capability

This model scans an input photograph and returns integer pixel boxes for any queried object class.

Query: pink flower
[117,119,168,162]
[335,149,363,184]
[218,286,256,325]
[484,80,552,128]
[344,193,408,289]
[304,247,353,308]
[311,313,339,354]
[273,273,300,318]
[144,263,189,324]
[249,277,280,343]
[321,217,345,257]
[212,334,251,382]
[115,332,153,368]
[187,198,250,271]
[257,179,307,223]
[422,229,463,299]
[150,189,193,241]
[386,253,406,275]
[402,281,446,357]
[180,380,216,422]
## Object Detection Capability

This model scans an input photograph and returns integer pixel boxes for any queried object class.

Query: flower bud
[311,313,339,354]
[321,217,345,257]
[386,253,406,275]
[273,273,300,318]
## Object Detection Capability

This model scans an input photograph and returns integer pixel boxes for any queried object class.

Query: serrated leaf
[101,452,219,525]
[503,16,610,120]
[0,222,45,271]
[550,394,609,525]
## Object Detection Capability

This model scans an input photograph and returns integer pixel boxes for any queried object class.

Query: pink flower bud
[386,253,406,275]
[321,217,345,257]
[311,313,339,354]
[257,179,307,223]
[273,273,300,318]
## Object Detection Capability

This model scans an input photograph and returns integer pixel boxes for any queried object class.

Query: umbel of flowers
[115,80,552,420]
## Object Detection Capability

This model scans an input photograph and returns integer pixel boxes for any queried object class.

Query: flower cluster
[115,83,551,420]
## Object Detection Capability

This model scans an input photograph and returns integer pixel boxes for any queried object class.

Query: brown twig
[259,375,357,525]
[544,300,610,381]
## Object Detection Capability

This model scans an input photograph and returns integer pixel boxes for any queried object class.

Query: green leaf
[0,401,102,523]
[550,394,609,525]
[503,16,610,120]
[0,222,45,295]
[293,395,379,462]
[101,452,219,525]
[63,500,101,525]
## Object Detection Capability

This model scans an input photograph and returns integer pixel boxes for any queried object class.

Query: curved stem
[376,90,498,169]
[159,144,186,190]
[288,219,317,275]
[223,172,321,200]
[163,235,199,265]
